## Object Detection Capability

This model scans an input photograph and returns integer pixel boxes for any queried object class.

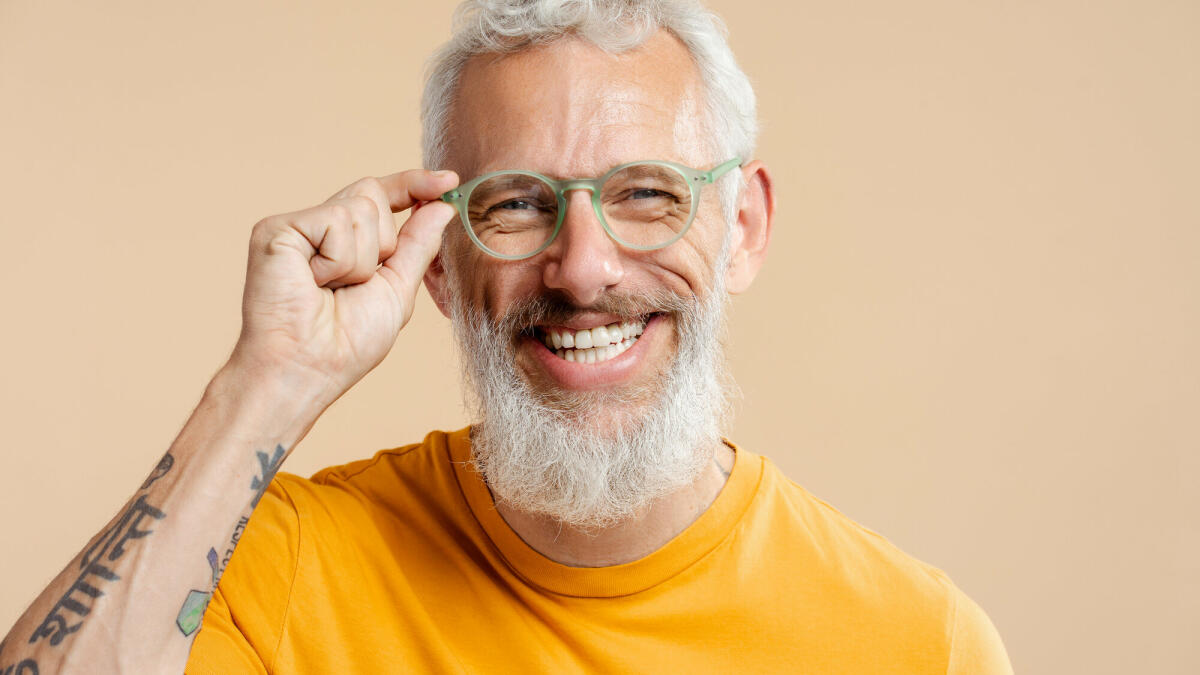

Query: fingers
[322,197,379,289]
[376,170,459,213]
[250,170,460,293]
[320,171,459,297]
[377,200,458,304]
[326,170,459,261]
[325,177,396,262]
[287,195,379,288]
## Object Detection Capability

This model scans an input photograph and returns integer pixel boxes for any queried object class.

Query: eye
[623,188,680,202]
[496,199,537,210]
[484,199,551,219]
[631,189,667,199]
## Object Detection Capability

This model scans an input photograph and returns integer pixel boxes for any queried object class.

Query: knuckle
[345,195,378,221]
[330,218,355,242]
[250,216,282,247]
[326,203,353,224]
[353,176,385,194]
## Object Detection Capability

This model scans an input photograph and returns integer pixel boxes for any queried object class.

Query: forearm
[0,362,326,674]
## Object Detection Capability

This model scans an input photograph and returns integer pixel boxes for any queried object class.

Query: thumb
[377,200,458,306]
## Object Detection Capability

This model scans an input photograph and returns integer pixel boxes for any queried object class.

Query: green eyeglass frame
[439,157,742,260]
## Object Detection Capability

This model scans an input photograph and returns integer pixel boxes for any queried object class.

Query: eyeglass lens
[465,163,694,257]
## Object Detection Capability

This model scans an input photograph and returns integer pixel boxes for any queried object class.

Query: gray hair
[420,0,758,223]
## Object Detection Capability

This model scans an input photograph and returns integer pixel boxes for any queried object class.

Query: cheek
[474,260,546,319]
[645,219,726,296]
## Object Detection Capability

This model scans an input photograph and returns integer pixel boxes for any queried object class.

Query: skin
[0,27,773,672]
[424,32,775,565]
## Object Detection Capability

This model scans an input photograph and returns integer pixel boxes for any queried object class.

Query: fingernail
[433,169,454,178]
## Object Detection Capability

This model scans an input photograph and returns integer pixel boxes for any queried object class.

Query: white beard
[447,268,734,531]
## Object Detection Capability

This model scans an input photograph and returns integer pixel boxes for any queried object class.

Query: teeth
[547,336,638,364]
[538,319,649,365]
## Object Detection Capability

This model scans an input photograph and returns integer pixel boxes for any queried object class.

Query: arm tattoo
[0,659,40,675]
[250,445,285,507]
[176,443,273,639]
[216,517,249,585]
[176,513,250,637]
[175,590,211,637]
[0,639,36,675]
[140,452,175,490]
[29,491,169,648]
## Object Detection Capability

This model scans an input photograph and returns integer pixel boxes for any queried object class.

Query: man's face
[437,30,730,422]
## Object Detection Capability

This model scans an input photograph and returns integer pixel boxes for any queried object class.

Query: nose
[540,187,624,305]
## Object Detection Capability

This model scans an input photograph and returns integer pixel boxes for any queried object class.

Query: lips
[537,319,647,364]
[516,313,667,391]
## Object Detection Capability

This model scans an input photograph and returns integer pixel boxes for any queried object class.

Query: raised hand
[231,170,460,406]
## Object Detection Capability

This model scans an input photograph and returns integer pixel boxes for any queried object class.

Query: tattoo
[29,495,167,647]
[713,457,730,481]
[175,590,211,637]
[206,548,220,586]
[0,658,40,675]
[178,519,244,639]
[140,452,175,490]
[81,494,166,564]
[217,517,249,585]
[249,445,285,507]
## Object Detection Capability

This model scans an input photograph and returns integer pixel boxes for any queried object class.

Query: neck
[494,440,736,567]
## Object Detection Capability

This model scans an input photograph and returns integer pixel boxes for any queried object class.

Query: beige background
[1,0,1196,672]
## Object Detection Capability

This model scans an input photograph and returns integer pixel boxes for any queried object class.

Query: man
[1,0,1011,672]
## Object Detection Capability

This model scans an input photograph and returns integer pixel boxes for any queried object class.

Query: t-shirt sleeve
[946,586,1013,675]
[185,477,304,674]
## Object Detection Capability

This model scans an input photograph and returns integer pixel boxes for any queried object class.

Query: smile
[534,318,649,364]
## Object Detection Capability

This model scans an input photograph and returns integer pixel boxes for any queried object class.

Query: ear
[724,160,775,294]
[423,250,453,319]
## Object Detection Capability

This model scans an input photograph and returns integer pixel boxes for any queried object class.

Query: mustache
[493,287,698,334]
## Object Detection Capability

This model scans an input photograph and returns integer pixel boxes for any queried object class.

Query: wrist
[202,356,337,450]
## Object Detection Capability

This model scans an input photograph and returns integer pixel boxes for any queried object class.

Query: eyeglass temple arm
[701,157,743,184]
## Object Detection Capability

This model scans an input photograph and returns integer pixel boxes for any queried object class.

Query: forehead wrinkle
[447,31,710,181]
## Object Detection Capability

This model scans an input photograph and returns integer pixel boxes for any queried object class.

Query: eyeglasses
[440,157,742,260]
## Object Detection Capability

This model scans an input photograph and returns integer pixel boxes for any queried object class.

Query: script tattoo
[28,494,167,647]
[249,445,285,507]
[0,659,40,675]
[176,511,249,638]
[0,637,36,675]
[217,517,249,585]
[140,452,175,490]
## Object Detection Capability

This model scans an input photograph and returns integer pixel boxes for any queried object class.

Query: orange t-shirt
[187,428,1011,673]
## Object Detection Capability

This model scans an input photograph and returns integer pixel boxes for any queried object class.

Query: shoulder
[753,455,953,596]
[748,453,1011,672]
[267,428,464,527]
[224,427,464,582]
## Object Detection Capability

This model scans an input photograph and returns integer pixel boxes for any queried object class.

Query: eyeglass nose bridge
[547,177,616,250]
[558,178,601,193]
